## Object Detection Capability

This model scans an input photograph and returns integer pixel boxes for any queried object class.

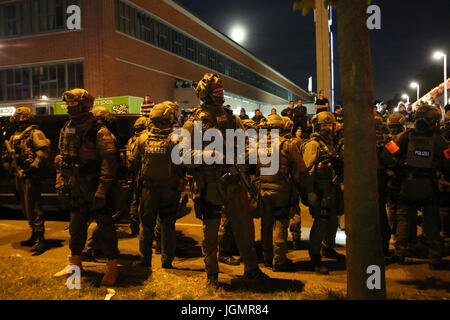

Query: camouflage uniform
[182,73,268,287]
[374,113,392,256]
[127,116,150,235]
[257,115,306,270]
[383,113,407,239]
[128,101,185,268]
[301,112,344,274]
[288,129,304,249]
[53,89,119,285]
[2,107,51,253]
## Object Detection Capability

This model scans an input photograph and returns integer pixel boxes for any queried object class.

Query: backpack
[141,133,172,181]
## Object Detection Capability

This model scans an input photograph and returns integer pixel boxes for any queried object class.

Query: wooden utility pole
[314,0,331,101]
[338,0,386,299]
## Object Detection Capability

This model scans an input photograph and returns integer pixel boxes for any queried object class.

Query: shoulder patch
[385,140,400,155]
[444,147,450,160]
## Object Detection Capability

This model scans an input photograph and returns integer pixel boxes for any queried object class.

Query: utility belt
[60,157,100,178]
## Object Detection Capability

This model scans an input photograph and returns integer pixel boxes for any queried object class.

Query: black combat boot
[273,258,296,272]
[311,255,329,275]
[321,245,346,261]
[206,273,219,289]
[20,231,35,247]
[31,231,46,254]
[218,254,240,266]
[243,267,270,281]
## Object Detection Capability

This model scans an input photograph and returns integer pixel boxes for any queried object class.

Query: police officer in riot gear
[2,107,51,254]
[182,73,269,288]
[439,111,450,237]
[384,113,407,239]
[374,112,392,257]
[391,105,449,269]
[257,114,306,271]
[301,112,344,274]
[53,89,120,285]
[128,101,185,269]
[127,116,150,236]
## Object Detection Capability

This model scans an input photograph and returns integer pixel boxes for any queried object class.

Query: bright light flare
[402,94,409,100]
[410,82,419,88]
[433,51,446,59]
[230,25,246,44]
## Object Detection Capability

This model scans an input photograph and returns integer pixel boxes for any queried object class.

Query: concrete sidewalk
[0,210,449,299]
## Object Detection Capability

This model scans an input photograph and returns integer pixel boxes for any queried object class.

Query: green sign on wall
[54,96,144,115]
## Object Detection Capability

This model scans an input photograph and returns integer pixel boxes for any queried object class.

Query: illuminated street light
[41,95,48,100]
[230,25,246,44]
[410,82,420,101]
[402,94,410,104]
[433,51,447,111]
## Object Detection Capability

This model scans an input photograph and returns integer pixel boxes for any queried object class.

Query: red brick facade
[0,0,309,107]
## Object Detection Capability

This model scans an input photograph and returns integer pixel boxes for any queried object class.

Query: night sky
[176,0,450,105]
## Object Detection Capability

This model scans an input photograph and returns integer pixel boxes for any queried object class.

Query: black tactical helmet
[444,110,450,124]
[262,114,284,129]
[10,107,34,126]
[195,73,224,106]
[311,112,335,131]
[62,88,95,116]
[241,119,258,130]
[134,116,150,131]
[387,113,406,127]
[281,116,294,133]
[150,101,179,126]
[444,110,450,131]
[92,107,113,124]
[414,105,440,133]
[386,113,406,135]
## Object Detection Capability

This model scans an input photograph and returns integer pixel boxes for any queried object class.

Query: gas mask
[67,101,84,117]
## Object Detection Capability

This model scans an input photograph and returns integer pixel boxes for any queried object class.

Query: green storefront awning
[54,96,144,115]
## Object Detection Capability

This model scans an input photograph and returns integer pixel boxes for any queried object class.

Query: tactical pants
[395,197,441,262]
[15,177,45,233]
[386,177,402,236]
[308,181,338,258]
[129,186,140,226]
[69,207,119,259]
[261,190,290,265]
[378,172,392,256]
[289,212,302,242]
[86,221,101,251]
[139,185,178,265]
[199,170,258,275]
[218,214,236,257]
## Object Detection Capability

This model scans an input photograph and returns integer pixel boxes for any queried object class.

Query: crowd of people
[2,72,449,290]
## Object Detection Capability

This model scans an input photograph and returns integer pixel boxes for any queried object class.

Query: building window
[114,0,296,102]
[0,61,83,102]
[0,0,81,38]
